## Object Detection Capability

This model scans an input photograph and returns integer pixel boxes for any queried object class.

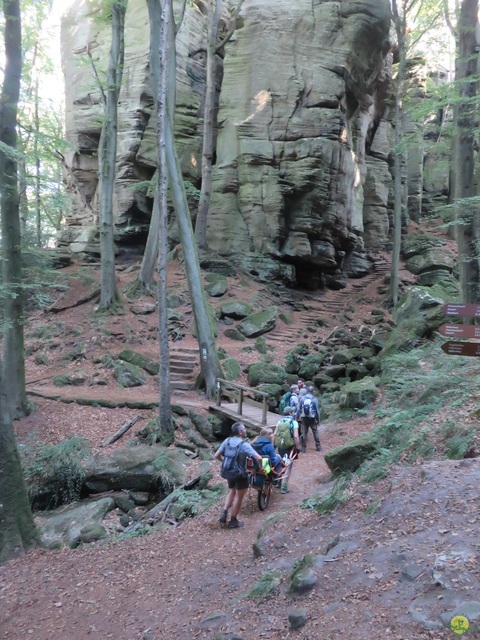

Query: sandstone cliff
[59,0,392,288]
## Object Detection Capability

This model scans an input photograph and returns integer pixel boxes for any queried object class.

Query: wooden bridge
[209,378,281,431]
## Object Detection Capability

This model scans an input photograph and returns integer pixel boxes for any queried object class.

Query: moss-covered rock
[204,273,228,297]
[114,361,148,387]
[237,306,278,338]
[220,300,253,319]
[401,231,445,259]
[339,377,379,409]
[255,336,267,354]
[247,361,287,387]
[224,328,246,341]
[257,383,284,408]
[324,433,380,474]
[118,349,159,375]
[381,287,444,357]
[331,349,360,365]
[284,343,310,374]
[53,371,88,387]
[298,352,327,379]
[222,357,241,381]
[406,249,455,275]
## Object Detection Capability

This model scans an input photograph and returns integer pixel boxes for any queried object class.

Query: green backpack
[278,391,292,413]
[274,418,295,448]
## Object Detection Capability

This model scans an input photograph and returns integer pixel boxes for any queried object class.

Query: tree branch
[215,0,244,54]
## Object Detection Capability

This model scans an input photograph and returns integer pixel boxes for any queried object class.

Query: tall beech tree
[0,0,28,418]
[146,0,173,440]
[147,0,221,402]
[0,375,38,564]
[194,0,221,250]
[0,0,38,564]
[453,0,479,302]
[98,0,127,309]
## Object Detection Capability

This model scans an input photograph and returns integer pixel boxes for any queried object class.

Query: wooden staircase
[169,346,198,394]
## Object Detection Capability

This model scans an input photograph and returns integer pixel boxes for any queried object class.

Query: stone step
[169,353,198,362]
[171,381,195,390]
[170,364,195,374]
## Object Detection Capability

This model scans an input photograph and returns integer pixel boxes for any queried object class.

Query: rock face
[60,0,392,286]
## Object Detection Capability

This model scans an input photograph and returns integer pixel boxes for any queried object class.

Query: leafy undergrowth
[306,339,480,513]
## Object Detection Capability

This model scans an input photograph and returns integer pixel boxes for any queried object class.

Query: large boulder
[114,360,148,387]
[324,433,380,474]
[220,301,253,319]
[36,497,115,549]
[339,377,379,409]
[247,361,288,387]
[381,287,445,357]
[82,446,187,493]
[237,306,278,338]
[204,273,228,297]
[118,349,159,375]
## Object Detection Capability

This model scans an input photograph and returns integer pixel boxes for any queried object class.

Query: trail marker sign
[441,303,480,318]
[440,341,480,357]
[438,324,480,339]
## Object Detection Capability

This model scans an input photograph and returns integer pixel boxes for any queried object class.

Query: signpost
[438,324,480,339]
[441,303,480,318]
[440,303,480,357]
[440,341,480,357]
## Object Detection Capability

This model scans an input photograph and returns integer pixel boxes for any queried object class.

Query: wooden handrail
[216,378,269,426]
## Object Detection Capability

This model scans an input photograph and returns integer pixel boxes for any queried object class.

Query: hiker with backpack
[278,384,298,413]
[214,422,263,529]
[296,386,321,452]
[273,406,300,494]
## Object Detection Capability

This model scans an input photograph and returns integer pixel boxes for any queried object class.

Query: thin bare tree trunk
[195,0,221,249]
[455,0,479,303]
[157,0,173,441]
[99,0,127,310]
[0,0,28,418]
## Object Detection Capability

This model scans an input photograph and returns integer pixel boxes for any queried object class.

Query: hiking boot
[280,484,289,494]
[219,509,228,524]
[316,446,322,451]
[227,516,244,529]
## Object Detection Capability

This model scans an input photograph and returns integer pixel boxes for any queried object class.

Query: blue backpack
[220,438,247,479]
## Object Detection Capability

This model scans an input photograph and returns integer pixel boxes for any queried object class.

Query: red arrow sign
[438,324,480,338]
[441,341,480,357]
[441,303,480,318]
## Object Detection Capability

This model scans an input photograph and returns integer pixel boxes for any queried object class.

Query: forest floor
[1,232,480,640]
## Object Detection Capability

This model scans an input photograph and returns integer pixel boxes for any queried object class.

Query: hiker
[215,422,263,529]
[273,406,300,494]
[289,385,300,410]
[252,427,283,472]
[296,385,321,452]
[278,384,297,413]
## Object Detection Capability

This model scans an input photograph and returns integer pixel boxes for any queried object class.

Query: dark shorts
[227,475,249,491]
[277,447,295,459]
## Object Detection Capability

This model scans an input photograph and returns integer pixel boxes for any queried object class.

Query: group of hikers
[214,379,321,529]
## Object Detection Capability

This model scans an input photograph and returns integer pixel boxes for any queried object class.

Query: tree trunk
[34,78,41,247]
[138,193,160,292]
[455,0,479,303]
[194,0,221,249]
[147,0,221,399]
[0,380,39,564]
[0,0,28,419]
[156,0,173,442]
[390,2,408,306]
[98,0,127,310]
